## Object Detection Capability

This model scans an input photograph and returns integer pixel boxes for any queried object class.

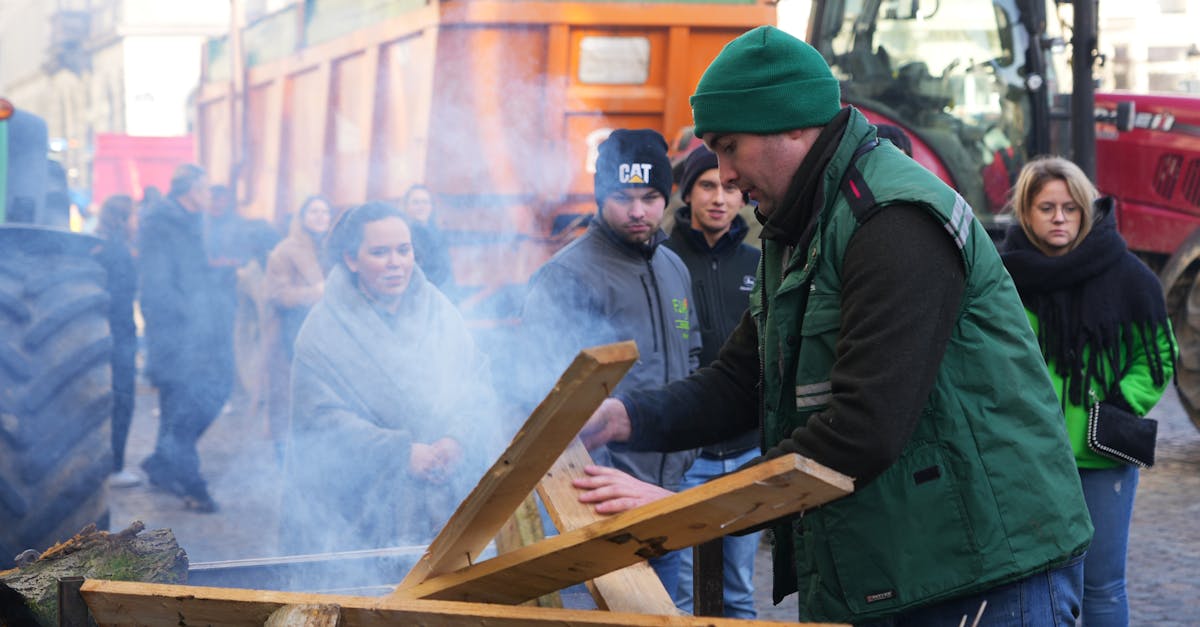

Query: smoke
[81,6,708,597]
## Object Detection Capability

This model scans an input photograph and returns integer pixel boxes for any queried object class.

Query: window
[577,37,650,85]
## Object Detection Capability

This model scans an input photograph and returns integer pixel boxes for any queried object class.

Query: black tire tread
[0,249,112,565]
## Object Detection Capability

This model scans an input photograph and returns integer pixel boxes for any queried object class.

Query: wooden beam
[80,579,845,626]
[393,341,638,593]
[536,438,677,614]
[399,454,853,605]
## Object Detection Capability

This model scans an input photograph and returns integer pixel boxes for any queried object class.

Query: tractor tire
[0,246,113,568]
[1170,268,1200,431]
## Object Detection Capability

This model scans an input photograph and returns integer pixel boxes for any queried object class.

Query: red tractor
[802,0,1200,427]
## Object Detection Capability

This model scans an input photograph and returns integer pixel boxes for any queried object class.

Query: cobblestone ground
[110,383,1200,623]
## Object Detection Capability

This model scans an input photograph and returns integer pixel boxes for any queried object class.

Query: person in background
[521,129,701,595]
[204,184,246,402]
[577,26,1093,625]
[93,194,140,488]
[140,186,163,213]
[263,195,332,460]
[874,124,913,157]
[663,145,761,617]
[281,202,501,555]
[1000,156,1176,627]
[230,218,283,432]
[402,184,455,295]
[138,164,232,513]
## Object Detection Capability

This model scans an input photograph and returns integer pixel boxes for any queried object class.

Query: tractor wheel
[1170,268,1200,431]
[0,249,113,567]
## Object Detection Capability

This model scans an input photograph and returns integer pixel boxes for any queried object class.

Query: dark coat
[665,207,760,368]
[410,221,455,294]
[92,238,137,395]
[665,206,760,458]
[138,197,233,387]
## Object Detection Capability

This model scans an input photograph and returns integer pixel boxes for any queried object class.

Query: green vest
[753,111,1093,623]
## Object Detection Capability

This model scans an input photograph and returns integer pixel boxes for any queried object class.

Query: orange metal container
[196,1,774,298]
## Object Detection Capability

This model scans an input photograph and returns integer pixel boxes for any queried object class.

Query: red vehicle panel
[1096,92,1200,255]
[92,133,195,205]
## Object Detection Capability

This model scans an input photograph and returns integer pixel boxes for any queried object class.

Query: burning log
[0,521,186,625]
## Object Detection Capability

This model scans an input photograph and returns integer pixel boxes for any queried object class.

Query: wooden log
[394,341,638,594]
[399,454,852,605]
[264,604,341,626]
[0,522,186,625]
[81,579,846,626]
[493,494,561,608]
[535,437,677,614]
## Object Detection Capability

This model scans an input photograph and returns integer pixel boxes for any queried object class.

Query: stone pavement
[109,382,1200,622]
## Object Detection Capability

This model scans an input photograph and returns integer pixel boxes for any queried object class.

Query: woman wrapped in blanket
[279,202,502,555]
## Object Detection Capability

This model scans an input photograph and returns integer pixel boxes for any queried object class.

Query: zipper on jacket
[639,276,661,354]
[644,259,672,384]
[757,252,768,452]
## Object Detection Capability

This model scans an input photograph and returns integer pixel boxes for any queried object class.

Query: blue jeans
[1078,465,1138,627]
[648,550,682,600]
[860,555,1084,626]
[675,449,760,618]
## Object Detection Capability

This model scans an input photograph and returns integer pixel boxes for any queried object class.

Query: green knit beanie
[690,25,841,137]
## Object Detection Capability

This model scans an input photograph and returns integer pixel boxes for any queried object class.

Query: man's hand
[580,398,633,451]
[572,464,672,514]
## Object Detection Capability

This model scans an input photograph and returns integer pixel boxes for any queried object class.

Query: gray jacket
[522,219,701,490]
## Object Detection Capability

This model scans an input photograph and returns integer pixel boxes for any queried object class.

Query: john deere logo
[618,163,654,185]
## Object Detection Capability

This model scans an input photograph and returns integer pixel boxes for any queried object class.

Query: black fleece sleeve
[765,204,965,485]
[621,306,761,452]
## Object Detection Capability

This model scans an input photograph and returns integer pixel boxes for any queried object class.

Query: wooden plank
[536,437,677,614]
[494,494,562,608]
[393,341,639,594]
[400,454,853,605]
[80,579,845,627]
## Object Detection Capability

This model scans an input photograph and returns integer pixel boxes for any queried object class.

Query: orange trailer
[196,0,774,310]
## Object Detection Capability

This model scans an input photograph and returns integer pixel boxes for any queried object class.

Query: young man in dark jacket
[664,145,761,618]
[576,26,1092,625]
[521,129,701,595]
[138,164,233,513]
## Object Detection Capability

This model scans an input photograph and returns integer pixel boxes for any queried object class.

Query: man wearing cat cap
[521,128,701,595]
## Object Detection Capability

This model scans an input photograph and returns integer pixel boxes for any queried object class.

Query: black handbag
[1086,390,1157,468]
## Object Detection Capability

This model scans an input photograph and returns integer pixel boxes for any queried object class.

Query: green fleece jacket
[1028,312,1176,468]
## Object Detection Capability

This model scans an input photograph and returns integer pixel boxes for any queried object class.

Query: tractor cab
[809,0,1072,226]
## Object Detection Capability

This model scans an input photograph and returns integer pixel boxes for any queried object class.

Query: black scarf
[1000,198,1173,405]
[758,108,852,246]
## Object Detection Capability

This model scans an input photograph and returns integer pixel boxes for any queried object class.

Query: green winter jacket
[755,110,1093,623]
[1027,312,1175,469]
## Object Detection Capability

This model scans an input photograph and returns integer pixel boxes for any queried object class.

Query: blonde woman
[1000,156,1176,626]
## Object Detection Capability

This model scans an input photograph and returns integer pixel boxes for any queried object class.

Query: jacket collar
[590,214,666,260]
[758,107,854,246]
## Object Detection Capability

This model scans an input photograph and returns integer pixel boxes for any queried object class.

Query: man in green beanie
[574,26,1092,625]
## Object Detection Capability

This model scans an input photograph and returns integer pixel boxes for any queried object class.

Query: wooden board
[80,579,847,626]
[394,341,638,593]
[399,454,853,605]
[536,437,677,614]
